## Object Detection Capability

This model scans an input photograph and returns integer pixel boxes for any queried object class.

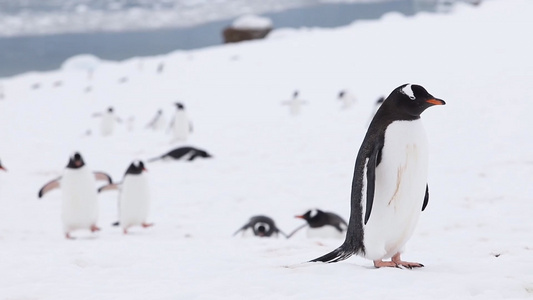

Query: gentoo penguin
[282,91,308,116]
[147,146,212,162]
[38,152,113,239]
[145,109,166,131]
[169,102,192,141]
[310,84,445,268]
[338,90,356,109]
[93,107,122,136]
[233,215,287,238]
[288,209,347,239]
[99,161,153,234]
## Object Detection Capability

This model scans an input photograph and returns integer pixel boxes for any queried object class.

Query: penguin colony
[5,83,444,270]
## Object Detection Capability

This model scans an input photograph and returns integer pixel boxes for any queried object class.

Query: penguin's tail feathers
[309,244,355,264]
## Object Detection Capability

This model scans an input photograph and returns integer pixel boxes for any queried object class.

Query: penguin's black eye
[254,223,270,233]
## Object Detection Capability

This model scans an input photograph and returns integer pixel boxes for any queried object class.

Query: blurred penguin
[93,107,122,136]
[288,209,347,239]
[233,215,287,238]
[99,161,153,234]
[146,109,166,131]
[38,152,112,239]
[338,90,356,109]
[282,90,308,116]
[168,102,192,142]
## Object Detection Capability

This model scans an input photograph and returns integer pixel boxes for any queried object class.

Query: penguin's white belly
[100,114,115,136]
[61,168,99,233]
[119,175,150,229]
[172,112,190,140]
[306,225,346,239]
[154,116,166,131]
[363,120,428,260]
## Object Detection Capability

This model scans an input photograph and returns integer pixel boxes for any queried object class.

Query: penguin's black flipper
[232,223,251,236]
[98,183,120,193]
[364,146,380,225]
[309,244,355,263]
[38,177,61,198]
[422,184,429,211]
[286,224,308,239]
[93,172,112,184]
[147,156,162,163]
[275,228,289,238]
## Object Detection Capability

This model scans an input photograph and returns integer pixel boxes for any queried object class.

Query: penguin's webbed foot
[141,222,154,228]
[90,225,101,233]
[373,260,401,268]
[391,253,424,269]
[65,233,75,240]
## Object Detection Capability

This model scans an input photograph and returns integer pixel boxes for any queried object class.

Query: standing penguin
[338,90,356,110]
[99,161,153,234]
[93,107,122,136]
[169,102,192,141]
[282,91,308,116]
[310,84,445,268]
[38,153,112,239]
[145,109,166,131]
[288,209,347,239]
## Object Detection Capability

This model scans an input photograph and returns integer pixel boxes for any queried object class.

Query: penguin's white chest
[100,113,115,136]
[363,119,429,260]
[61,167,99,232]
[119,175,150,229]
[172,111,190,140]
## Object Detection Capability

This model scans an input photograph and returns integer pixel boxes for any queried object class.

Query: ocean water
[0,0,462,78]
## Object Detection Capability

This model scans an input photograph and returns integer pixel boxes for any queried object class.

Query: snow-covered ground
[1,0,532,299]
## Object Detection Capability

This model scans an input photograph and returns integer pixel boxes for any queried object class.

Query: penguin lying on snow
[234,215,287,238]
[99,161,153,234]
[38,153,112,239]
[148,146,212,162]
[309,84,445,268]
[288,209,347,239]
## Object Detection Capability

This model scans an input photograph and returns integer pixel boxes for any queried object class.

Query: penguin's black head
[175,102,185,110]
[293,90,299,98]
[107,107,114,113]
[249,215,276,237]
[125,160,146,175]
[376,96,385,105]
[338,90,345,98]
[67,152,85,169]
[295,209,327,228]
[387,84,445,118]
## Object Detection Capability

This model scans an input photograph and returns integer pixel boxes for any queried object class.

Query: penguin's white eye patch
[309,209,318,218]
[401,84,416,100]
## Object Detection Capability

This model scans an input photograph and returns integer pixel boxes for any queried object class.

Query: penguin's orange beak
[143,167,148,172]
[295,215,304,219]
[0,166,6,172]
[426,98,446,106]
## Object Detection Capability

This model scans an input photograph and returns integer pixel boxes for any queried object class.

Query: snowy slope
[0,0,532,299]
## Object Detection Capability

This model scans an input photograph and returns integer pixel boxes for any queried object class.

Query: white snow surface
[232,14,273,30]
[1,0,532,299]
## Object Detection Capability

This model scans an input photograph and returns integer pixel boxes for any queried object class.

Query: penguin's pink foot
[391,253,424,269]
[373,260,400,268]
[65,233,74,240]
[141,223,154,228]
[90,225,101,233]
